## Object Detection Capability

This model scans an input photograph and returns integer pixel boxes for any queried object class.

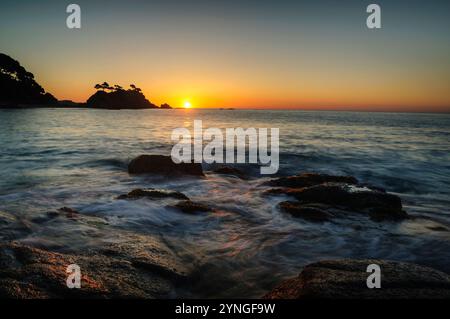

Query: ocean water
[0,108,449,298]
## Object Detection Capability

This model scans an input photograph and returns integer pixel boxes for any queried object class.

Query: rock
[274,183,407,221]
[278,201,332,222]
[265,173,358,188]
[117,188,189,200]
[0,240,187,298]
[128,155,204,176]
[171,200,212,214]
[212,166,247,179]
[427,226,449,232]
[0,211,32,240]
[264,259,450,299]
[30,208,108,228]
[0,210,17,225]
[58,207,80,219]
[32,207,80,224]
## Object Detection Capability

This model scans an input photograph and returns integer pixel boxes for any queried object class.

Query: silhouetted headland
[0,53,57,107]
[0,53,173,110]
[86,83,157,109]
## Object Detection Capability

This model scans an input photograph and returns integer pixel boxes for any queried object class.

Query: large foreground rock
[286,184,407,220]
[0,240,187,298]
[128,155,204,176]
[264,259,450,299]
[267,179,408,221]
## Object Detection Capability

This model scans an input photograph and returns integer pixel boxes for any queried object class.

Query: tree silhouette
[101,82,111,91]
[94,83,102,91]
[0,53,56,104]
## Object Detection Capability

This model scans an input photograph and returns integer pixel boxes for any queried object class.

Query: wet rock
[171,200,212,214]
[278,201,332,222]
[427,226,449,232]
[128,155,204,177]
[273,183,407,221]
[31,208,108,228]
[117,188,189,200]
[0,211,32,240]
[0,241,186,298]
[264,259,450,299]
[265,173,358,188]
[58,207,80,219]
[31,207,80,224]
[212,166,247,179]
[0,210,16,225]
[99,236,189,282]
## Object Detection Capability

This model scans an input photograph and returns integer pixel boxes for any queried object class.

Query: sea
[0,108,449,297]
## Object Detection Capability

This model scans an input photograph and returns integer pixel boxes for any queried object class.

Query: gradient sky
[1,0,449,111]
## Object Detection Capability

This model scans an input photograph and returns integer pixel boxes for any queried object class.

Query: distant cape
[86,87,158,109]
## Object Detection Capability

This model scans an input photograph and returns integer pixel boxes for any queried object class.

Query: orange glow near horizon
[36,64,450,113]
[39,78,450,113]
[3,1,450,113]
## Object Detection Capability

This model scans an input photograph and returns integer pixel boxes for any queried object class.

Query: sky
[1,0,449,111]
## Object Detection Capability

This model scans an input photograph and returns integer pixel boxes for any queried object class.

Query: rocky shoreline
[0,154,449,298]
[264,259,450,299]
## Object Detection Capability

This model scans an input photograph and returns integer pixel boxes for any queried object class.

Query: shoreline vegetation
[1,154,450,298]
[0,53,172,110]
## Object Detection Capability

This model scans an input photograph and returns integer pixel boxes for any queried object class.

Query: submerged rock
[171,200,212,214]
[269,183,407,221]
[278,201,332,222]
[0,240,187,298]
[265,173,358,188]
[0,211,32,240]
[117,188,189,200]
[212,166,247,179]
[128,155,204,177]
[0,210,16,225]
[290,184,406,219]
[58,207,80,219]
[264,259,450,299]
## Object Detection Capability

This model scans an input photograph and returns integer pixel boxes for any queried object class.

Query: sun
[183,101,192,109]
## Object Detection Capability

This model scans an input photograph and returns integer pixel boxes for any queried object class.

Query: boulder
[0,239,187,298]
[117,188,189,200]
[128,155,204,176]
[171,200,212,214]
[278,201,332,222]
[265,173,358,188]
[273,183,407,221]
[264,259,450,299]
